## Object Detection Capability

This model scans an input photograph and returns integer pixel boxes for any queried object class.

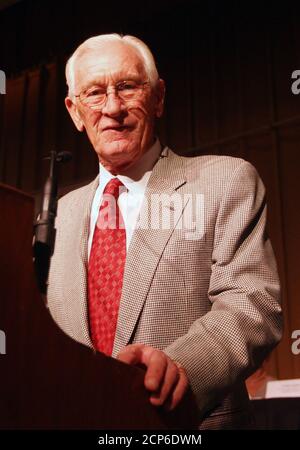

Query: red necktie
[88,178,126,356]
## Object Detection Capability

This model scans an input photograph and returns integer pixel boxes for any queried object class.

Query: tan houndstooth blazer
[47,147,282,429]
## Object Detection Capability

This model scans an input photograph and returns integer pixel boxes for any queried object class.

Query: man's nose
[101,91,125,117]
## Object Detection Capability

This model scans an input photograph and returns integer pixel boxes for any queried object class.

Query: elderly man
[47,33,282,429]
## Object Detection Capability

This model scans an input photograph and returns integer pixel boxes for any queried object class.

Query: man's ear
[65,97,85,131]
[155,78,165,118]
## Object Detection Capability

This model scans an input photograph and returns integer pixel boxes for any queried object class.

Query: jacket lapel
[63,176,99,348]
[112,148,187,356]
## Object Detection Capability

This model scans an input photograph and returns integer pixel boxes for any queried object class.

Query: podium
[0,183,198,429]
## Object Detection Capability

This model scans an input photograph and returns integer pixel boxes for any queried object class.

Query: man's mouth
[102,125,132,132]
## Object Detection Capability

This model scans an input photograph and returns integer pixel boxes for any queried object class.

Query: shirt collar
[98,139,161,194]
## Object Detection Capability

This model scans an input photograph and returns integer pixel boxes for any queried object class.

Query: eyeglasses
[75,80,149,110]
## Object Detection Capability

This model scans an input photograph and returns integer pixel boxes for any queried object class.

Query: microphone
[33,150,72,294]
[44,150,73,163]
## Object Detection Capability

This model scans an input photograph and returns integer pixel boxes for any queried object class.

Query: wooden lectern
[0,184,198,429]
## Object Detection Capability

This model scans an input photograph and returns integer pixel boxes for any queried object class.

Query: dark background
[0,0,299,382]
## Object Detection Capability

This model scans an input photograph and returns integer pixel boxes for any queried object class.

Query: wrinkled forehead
[73,41,147,92]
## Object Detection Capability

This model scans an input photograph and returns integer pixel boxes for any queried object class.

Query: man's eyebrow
[80,79,105,92]
[81,73,144,90]
[84,82,106,91]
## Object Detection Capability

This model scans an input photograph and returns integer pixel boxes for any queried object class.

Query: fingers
[148,357,179,407]
[117,344,189,410]
[143,346,169,392]
[117,343,145,365]
[166,362,189,411]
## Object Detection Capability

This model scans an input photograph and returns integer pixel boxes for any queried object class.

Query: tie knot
[103,178,125,199]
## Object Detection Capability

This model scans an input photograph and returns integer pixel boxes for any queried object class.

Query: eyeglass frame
[74,79,150,110]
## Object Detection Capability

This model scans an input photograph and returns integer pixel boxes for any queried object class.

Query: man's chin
[97,142,139,173]
[101,139,133,155]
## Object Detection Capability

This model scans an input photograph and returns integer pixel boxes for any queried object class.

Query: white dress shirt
[88,139,162,258]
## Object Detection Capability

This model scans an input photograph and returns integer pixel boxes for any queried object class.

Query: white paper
[265,379,300,398]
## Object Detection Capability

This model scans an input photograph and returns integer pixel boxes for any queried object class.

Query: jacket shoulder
[168,149,260,186]
[175,151,249,172]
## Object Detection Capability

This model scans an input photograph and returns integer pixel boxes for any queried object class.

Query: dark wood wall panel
[190,32,215,147]
[271,13,300,121]
[243,133,294,380]
[20,69,40,192]
[237,22,270,131]
[278,127,300,378]
[1,76,26,186]
[0,95,5,178]
[279,128,300,325]
[216,19,240,139]
[37,64,58,187]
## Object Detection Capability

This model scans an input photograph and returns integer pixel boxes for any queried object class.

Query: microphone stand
[33,151,72,295]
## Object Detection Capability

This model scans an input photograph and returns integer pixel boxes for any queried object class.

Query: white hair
[66,33,159,97]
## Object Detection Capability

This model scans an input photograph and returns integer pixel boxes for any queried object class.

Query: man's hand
[117,344,189,411]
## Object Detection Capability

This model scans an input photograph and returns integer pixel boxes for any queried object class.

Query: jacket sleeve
[163,160,283,415]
